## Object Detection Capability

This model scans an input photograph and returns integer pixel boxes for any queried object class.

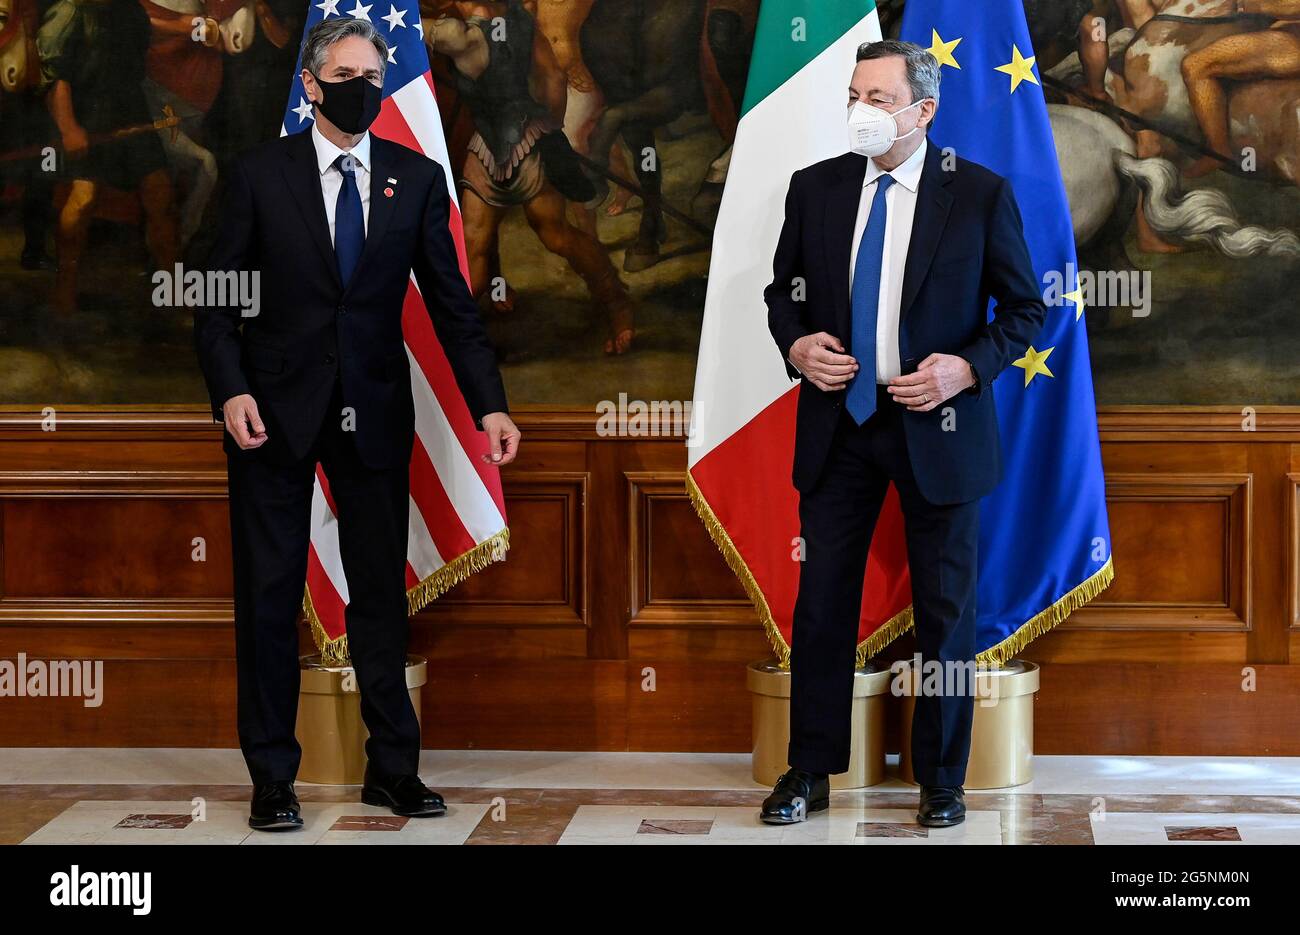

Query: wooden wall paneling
[0,469,233,629]
[1286,472,1299,632]
[1,406,1299,753]
[420,470,589,629]
[625,471,749,628]
[1075,472,1251,631]
[1245,443,1290,662]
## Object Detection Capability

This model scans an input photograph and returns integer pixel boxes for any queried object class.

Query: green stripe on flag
[740,0,878,117]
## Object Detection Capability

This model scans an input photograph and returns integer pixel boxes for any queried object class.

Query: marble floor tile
[3,749,1300,797]
[5,750,1300,845]
[313,804,489,845]
[1090,812,1300,845]
[20,800,490,846]
[557,805,1003,845]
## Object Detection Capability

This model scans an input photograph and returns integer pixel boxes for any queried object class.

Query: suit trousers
[225,377,421,785]
[788,385,979,787]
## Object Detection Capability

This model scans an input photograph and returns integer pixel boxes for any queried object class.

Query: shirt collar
[311,121,371,176]
[865,137,927,193]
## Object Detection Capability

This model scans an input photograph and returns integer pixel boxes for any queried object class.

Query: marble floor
[2,750,1299,845]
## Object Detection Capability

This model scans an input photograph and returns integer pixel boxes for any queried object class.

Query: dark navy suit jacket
[194,129,507,470]
[765,142,1046,505]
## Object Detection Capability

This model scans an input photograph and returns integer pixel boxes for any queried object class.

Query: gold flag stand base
[897,659,1040,789]
[746,659,892,789]
[295,654,428,785]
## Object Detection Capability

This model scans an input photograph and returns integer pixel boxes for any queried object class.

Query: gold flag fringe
[686,471,1114,669]
[685,472,788,663]
[974,555,1113,667]
[303,527,511,667]
[686,471,899,668]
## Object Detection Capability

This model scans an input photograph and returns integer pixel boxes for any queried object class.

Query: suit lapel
[898,142,954,321]
[282,130,342,290]
[348,137,403,292]
[824,153,869,343]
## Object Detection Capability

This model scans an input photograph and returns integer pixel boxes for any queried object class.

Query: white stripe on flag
[689,12,882,466]
[310,477,350,605]
[406,492,444,580]
[390,77,460,212]
[405,340,506,542]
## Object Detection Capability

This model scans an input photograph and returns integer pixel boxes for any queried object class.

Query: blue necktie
[845,173,895,425]
[333,153,365,286]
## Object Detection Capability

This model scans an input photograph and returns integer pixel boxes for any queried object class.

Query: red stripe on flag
[409,430,477,561]
[314,463,337,515]
[400,283,507,518]
[688,387,911,652]
[371,95,422,153]
[377,89,505,516]
[305,544,347,639]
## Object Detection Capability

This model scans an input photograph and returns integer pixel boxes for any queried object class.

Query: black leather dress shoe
[361,766,447,818]
[917,784,966,827]
[248,780,303,831]
[760,768,830,824]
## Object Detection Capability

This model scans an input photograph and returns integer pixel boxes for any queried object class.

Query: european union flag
[900,0,1113,663]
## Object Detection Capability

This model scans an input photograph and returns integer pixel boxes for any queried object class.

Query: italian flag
[688,0,913,666]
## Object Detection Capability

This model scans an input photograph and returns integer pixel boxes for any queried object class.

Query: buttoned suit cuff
[956,342,1000,401]
[960,358,981,398]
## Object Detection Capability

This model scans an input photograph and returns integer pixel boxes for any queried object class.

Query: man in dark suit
[760,39,1045,827]
[194,17,520,831]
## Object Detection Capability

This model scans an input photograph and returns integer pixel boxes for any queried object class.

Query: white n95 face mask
[847,98,927,157]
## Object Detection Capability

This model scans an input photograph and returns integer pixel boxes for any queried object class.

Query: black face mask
[311,72,382,134]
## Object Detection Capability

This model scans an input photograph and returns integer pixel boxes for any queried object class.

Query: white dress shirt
[311,122,372,242]
[849,137,927,383]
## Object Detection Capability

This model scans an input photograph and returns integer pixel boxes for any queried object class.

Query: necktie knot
[875,173,895,195]
[333,153,358,178]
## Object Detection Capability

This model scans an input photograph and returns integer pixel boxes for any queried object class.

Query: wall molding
[1076,472,1252,631]
[4,404,1300,440]
[625,471,752,628]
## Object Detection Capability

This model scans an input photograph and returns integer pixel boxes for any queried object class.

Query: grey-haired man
[762,40,1044,827]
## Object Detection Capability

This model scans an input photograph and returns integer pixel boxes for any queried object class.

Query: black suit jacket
[766,143,1046,506]
[194,130,507,469]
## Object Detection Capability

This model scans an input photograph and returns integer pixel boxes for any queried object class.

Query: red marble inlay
[330,815,410,832]
[1165,825,1242,842]
[857,822,929,838]
[637,819,713,835]
[115,814,193,830]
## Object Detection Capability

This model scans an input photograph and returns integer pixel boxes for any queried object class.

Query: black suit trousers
[788,386,979,787]
[226,378,421,785]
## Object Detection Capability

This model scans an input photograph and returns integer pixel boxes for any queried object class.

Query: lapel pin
[384,187,394,198]
[387,177,397,184]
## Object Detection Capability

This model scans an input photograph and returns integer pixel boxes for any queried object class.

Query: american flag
[280,2,508,664]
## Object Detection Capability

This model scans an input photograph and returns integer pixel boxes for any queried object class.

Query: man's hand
[789,332,859,392]
[222,394,268,449]
[887,353,975,412]
[480,412,520,466]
